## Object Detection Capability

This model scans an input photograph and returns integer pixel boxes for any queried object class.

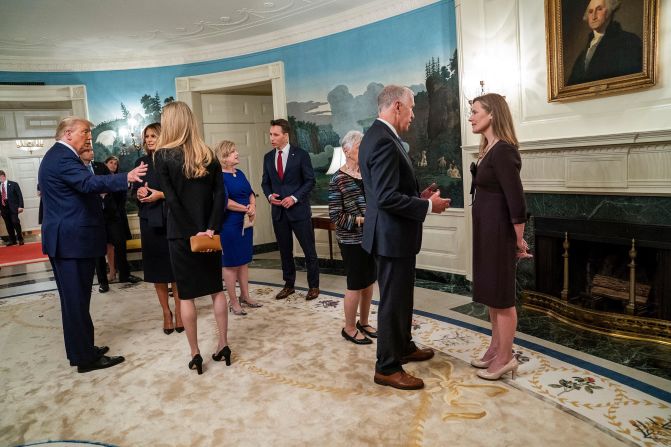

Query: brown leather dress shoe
[275,286,295,300]
[401,348,435,364]
[305,287,320,300]
[374,370,424,390]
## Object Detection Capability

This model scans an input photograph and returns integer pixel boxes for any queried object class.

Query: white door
[8,157,42,231]
[202,94,274,245]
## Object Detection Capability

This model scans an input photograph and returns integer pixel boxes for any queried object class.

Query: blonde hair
[155,101,213,179]
[472,93,518,158]
[214,140,236,168]
[55,117,93,140]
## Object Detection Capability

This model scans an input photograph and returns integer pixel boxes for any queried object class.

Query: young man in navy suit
[261,118,320,300]
[0,170,25,246]
[39,117,147,373]
[359,85,450,390]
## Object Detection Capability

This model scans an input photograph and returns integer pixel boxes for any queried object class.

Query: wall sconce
[465,80,487,106]
[16,139,45,154]
[326,147,346,175]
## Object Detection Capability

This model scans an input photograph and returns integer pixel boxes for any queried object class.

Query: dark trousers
[375,255,418,375]
[1,207,23,243]
[272,211,319,288]
[95,256,109,287]
[49,256,97,366]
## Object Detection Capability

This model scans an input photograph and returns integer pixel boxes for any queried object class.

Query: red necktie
[1,183,6,206]
[277,150,284,181]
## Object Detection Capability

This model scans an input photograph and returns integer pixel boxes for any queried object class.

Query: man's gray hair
[340,130,363,152]
[583,0,621,21]
[377,85,413,113]
[55,116,93,140]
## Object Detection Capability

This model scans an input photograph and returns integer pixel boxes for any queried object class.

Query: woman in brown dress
[468,93,532,380]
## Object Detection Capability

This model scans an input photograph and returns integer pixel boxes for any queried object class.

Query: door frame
[174,61,287,124]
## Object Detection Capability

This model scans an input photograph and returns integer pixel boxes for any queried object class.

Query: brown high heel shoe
[239,295,263,308]
[229,303,247,316]
[476,358,519,380]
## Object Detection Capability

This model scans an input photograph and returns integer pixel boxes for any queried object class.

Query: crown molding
[0,0,440,73]
[461,129,671,153]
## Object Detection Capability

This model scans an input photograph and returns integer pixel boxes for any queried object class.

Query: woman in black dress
[468,93,532,380]
[328,130,377,345]
[103,155,133,283]
[134,123,183,335]
[154,101,230,374]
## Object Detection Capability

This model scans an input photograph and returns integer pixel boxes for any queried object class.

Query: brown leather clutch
[189,234,221,252]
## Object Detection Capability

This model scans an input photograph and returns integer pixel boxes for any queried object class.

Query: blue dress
[220,169,254,267]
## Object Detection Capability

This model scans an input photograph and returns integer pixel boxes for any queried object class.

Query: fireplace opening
[532,217,671,321]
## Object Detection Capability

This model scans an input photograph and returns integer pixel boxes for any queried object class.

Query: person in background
[134,123,183,335]
[154,101,229,375]
[468,93,531,381]
[0,169,25,246]
[79,141,111,294]
[328,130,376,346]
[261,118,320,301]
[39,116,147,373]
[215,140,262,316]
[102,155,138,285]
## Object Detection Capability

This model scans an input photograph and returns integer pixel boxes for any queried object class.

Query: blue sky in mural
[0,1,457,124]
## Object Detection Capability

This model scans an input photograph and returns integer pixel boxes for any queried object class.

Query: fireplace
[523,216,671,343]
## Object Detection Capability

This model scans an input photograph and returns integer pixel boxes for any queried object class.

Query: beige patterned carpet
[1,281,669,447]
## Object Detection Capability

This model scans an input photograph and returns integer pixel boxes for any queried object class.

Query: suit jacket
[261,144,315,222]
[567,20,642,85]
[38,142,130,258]
[1,180,23,213]
[153,147,226,239]
[358,119,428,258]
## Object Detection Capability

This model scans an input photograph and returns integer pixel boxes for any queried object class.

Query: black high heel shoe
[188,354,203,374]
[175,326,184,333]
[163,311,174,335]
[212,346,231,366]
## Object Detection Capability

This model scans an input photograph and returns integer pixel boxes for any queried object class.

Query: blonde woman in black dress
[468,93,532,380]
[154,101,230,374]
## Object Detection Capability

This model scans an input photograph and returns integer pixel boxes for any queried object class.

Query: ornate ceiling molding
[0,0,439,72]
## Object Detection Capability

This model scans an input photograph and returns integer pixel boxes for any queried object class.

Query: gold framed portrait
[545,0,659,102]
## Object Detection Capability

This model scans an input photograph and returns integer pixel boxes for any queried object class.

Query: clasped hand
[137,182,161,203]
[516,239,533,259]
[270,193,295,208]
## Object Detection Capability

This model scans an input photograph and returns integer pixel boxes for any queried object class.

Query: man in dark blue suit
[261,118,320,300]
[0,169,25,246]
[39,117,147,373]
[359,85,450,390]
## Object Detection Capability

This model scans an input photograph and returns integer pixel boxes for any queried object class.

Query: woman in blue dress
[215,140,263,315]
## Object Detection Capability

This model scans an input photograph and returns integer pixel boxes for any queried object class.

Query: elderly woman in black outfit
[134,123,183,335]
[154,101,230,374]
[328,130,377,345]
[468,93,532,380]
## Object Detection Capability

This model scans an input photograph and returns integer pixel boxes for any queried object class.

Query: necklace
[341,162,361,179]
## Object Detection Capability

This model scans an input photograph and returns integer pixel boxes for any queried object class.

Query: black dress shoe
[341,328,372,345]
[5,241,17,247]
[18,240,25,246]
[119,274,141,284]
[98,284,109,293]
[70,346,110,366]
[77,355,125,373]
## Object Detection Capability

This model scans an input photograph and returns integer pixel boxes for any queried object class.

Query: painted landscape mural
[0,1,461,207]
